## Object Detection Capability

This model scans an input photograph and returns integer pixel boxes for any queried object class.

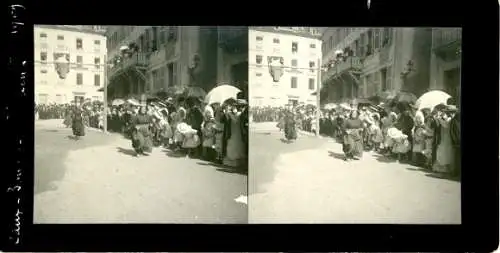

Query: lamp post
[315,58,322,137]
[103,55,108,133]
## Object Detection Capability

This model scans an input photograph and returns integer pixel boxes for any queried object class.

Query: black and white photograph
[248,27,461,224]
[34,25,249,223]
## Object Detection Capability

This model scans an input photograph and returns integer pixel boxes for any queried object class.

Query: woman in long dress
[130,106,154,156]
[342,110,364,161]
[433,106,455,173]
[284,110,298,141]
[223,104,246,168]
[71,104,85,140]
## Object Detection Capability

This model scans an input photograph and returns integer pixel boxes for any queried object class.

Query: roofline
[35,25,106,36]
[249,27,322,40]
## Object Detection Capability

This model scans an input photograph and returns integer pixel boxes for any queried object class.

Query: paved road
[35,119,247,224]
[249,122,461,224]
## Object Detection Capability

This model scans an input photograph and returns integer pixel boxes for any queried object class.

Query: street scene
[248,27,461,223]
[34,25,248,223]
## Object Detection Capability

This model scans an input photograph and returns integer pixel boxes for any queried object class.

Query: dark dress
[71,108,85,137]
[240,107,249,154]
[284,111,297,140]
[186,106,204,154]
[131,113,153,154]
[449,112,460,175]
[342,118,364,158]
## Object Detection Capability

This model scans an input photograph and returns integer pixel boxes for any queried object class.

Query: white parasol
[127,98,140,106]
[205,84,241,105]
[339,103,352,111]
[415,90,452,110]
[112,98,125,106]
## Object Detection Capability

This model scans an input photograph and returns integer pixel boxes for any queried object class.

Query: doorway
[381,68,387,91]
[444,67,460,102]
[167,63,174,87]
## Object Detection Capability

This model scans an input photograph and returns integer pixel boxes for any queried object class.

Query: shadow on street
[197,162,248,176]
[116,147,137,157]
[405,167,460,182]
[328,150,345,160]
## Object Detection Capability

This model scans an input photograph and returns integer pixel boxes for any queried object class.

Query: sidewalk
[35,119,111,134]
[250,121,324,138]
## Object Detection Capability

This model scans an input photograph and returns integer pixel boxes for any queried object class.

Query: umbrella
[127,98,140,106]
[184,86,206,98]
[166,86,185,97]
[415,90,452,110]
[391,91,417,105]
[112,98,125,106]
[205,84,241,105]
[323,103,338,110]
[357,98,375,105]
[339,103,352,110]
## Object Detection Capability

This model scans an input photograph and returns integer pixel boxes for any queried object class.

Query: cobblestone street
[35,120,247,223]
[249,122,461,224]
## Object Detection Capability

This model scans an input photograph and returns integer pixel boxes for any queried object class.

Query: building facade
[429,28,462,104]
[34,25,107,104]
[248,27,322,107]
[320,27,435,104]
[105,26,248,100]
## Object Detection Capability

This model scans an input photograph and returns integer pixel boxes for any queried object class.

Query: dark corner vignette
[6,2,28,251]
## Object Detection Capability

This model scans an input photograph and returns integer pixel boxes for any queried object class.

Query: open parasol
[390,91,417,105]
[339,102,352,111]
[184,86,207,99]
[323,103,338,110]
[415,90,452,110]
[126,98,140,106]
[205,84,241,105]
[112,98,125,106]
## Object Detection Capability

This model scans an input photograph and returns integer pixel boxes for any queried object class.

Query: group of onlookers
[253,100,461,177]
[62,95,248,170]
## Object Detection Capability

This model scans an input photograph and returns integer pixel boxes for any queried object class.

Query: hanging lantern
[268,56,284,82]
[53,52,70,79]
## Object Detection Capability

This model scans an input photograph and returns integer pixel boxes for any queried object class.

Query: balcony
[108,52,149,79]
[322,56,363,82]
[122,52,149,69]
[218,26,248,54]
[432,28,462,49]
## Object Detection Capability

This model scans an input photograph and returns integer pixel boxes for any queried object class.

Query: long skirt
[284,122,297,140]
[343,132,363,158]
[63,116,72,128]
[131,128,153,153]
[72,119,85,136]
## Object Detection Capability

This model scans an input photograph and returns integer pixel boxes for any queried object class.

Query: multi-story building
[34,25,107,104]
[429,28,462,104]
[105,26,248,100]
[320,27,434,104]
[248,27,322,107]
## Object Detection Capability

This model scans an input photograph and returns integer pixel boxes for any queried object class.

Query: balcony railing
[108,52,149,78]
[432,28,462,49]
[122,52,149,69]
[322,57,363,82]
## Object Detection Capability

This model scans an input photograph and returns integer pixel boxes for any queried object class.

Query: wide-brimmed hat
[445,105,458,112]
[223,98,237,105]
[236,99,247,106]
[434,103,447,111]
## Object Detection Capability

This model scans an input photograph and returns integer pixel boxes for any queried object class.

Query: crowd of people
[252,98,461,178]
[47,94,248,170]
[36,102,106,129]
